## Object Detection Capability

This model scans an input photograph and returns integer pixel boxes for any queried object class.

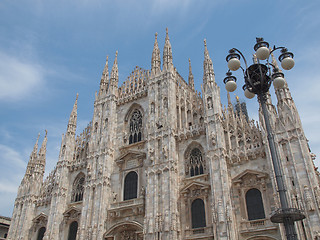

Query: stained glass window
[189,148,204,177]
[129,110,142,144]
[72,175,85,202]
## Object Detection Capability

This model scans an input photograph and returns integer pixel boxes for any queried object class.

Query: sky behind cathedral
[1,0,320,217]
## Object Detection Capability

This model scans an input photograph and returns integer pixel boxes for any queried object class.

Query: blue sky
[1,0,320,217]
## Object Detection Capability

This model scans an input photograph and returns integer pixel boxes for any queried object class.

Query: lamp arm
[270,46,286,55]
[266,45,287,63]
[231,48,249,70]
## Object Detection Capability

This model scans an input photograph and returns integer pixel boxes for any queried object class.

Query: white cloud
[0,51,44,102]
[0,144,26,169]
[0,181,20,194]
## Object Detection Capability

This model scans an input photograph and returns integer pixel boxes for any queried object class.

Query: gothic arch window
[124,171,138,200]
[246,188,265,220]
[104,118,108,129]
[71,174,85,202]
[189,148,204,177]
[207,97,213,109]
[94,122,98,133]
[67,221,78,240]
[129,110,142,144]
[191,198,206,229]
[36,227,46,240]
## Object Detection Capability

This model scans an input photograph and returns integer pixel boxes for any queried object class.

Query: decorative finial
[235,95,240,102]
[76,93,79,101]
[155,32,158,39]
[115,51,118,57]
[204,39,207,47]
[45,129,48,137]
[166,27,168,35]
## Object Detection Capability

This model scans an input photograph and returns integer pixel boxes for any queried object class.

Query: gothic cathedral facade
[7,30,320,240]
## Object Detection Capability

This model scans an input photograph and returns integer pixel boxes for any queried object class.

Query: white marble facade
[7,30,320,240]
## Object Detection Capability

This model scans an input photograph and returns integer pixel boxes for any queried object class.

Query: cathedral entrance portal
[104,221,143,240]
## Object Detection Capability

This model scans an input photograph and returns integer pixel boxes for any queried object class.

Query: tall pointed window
[36,227,46,240]
[189,148,204,177]
[191,198,206,228]
[71,174,85,202]
[124,171,138,200]
[67,221,78,240]
[246,188,265,220]
[129,110,142,144]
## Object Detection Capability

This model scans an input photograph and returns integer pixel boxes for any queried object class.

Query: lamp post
[224,38,305,240]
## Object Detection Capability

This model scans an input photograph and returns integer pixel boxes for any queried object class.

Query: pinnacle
[203,38,215,84]
[271,52,281,71]
[103,55,109,74]
[33,133,40,153]
[163,28,173,70]
[152,32,161,74]
[227,92,232,106]
[188,58,195,89]
[111,51,119,81]
[67,93,78,135]
[39,130,48,155]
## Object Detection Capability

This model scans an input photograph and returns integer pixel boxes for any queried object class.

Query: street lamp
[224,38,305,240]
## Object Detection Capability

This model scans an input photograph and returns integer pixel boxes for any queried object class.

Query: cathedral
[7,29,320,240]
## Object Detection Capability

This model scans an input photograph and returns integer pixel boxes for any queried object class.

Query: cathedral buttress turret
[202,39,237,239]
[108,51,119,96]
[9,132,47,240]
[24,133,40,179]
[36,129,47,177]
[202,39,222,116]
[162,28,173,72]
[99,55,109,96]
[67,93,78,137]
[151,33,161,75]
[268,54,320,235]
[18,133,40,199]
[203,39,215,86]
[44,96,79,239]
[188,58,195,90]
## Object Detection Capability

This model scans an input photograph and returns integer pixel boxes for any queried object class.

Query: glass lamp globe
[244,89,255,99]
[256,46,270,60]
[273,76,285,89]
[228,58,241,71]
[281,57,295,70]
[225,81,237,92]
